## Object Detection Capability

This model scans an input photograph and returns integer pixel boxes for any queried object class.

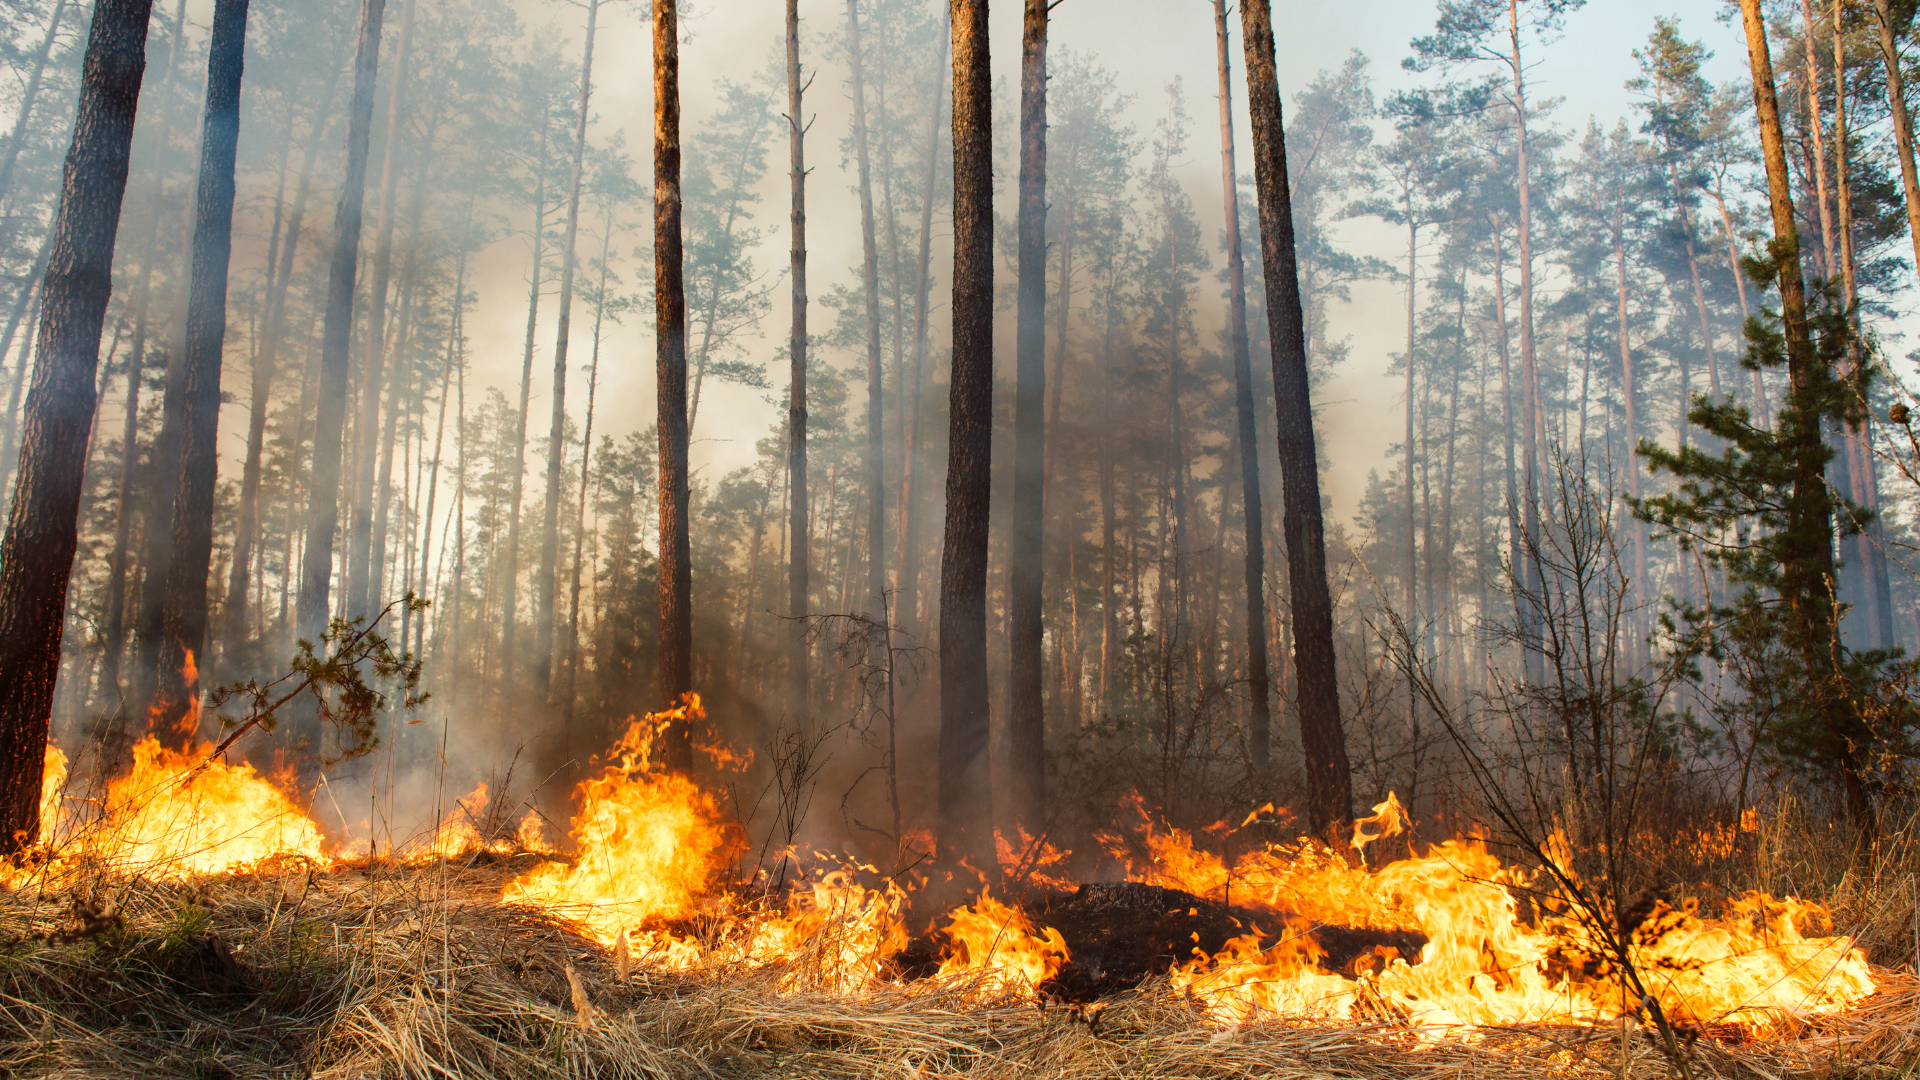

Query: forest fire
[12,696,1877,1042]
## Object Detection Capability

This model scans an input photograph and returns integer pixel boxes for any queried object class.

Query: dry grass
[0,857,1910,1080]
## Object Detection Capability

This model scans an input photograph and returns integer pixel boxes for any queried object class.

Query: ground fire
[11,695,1876,1048]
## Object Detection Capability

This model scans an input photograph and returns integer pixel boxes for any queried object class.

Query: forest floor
[0,858,1913,1079]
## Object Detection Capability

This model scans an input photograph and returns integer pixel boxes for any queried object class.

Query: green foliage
[1632,267,1919,811]
[205,596,431,768]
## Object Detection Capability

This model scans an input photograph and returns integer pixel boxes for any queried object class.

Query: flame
[1350,792,1408,854]
[996,826,1075,893]
[501,698,743,946]
[1146,807,1876,1035]
[77,736,326,879]
[936,892,1069,996]
[37,742,67,842]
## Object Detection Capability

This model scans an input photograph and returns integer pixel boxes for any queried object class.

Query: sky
[427,0,1757,527]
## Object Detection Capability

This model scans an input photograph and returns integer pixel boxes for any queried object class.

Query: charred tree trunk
[939,0,995,875]
[785,0,810,720]
[153,0,252,738]
[1008,0,1047,831]
[1240,0,1351,836]
[0,0,154,852]
[656,0,693,769]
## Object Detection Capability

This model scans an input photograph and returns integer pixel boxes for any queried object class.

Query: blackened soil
[887,882,1428,1003]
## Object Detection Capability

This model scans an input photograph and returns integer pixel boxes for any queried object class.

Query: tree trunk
[655,0,693,769]
[1835,0,1895,650]
[896,21,946,646]
[1507,0,1545,685]
[0,0,72,205]
[1007,0,1047,831]
[1614,206,1648,669]
[1738,0,1863,831]
[847,0,888,684]
[500,126,549,692]
[344,0,413,621]
[1241,0,1351,837]
[296,0,385,656]
[939,0,995,875]
[227,86,333,655]
[537,0,599,699]
[0,0,154,852]
[562,214,609,725]
[152,0,252,740]
[1870,0,1920,274]
[786,0,809,720]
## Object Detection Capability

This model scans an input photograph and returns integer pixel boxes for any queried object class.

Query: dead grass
[0,857,1910,1080]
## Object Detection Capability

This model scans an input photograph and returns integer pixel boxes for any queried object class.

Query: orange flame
[937,892,1069,996]
[501,697,742,946]
[75,736,326,879]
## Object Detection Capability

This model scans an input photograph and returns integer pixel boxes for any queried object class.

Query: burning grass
[4,696,1913,1077]
[0,859,1914,1080]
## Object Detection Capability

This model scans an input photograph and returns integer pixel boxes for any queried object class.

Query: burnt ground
[891,882,1427,1003]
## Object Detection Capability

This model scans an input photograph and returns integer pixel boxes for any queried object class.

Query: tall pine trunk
[1738,0,1864,831]
[500,127,549,690]
[1007,0,1047,831]
[1871,0,1920,274]
[0,0,155,851]
[296,0,386,673]
[153,0,252,738]
[786,0,809,719]
[537,0,598,700]
[345,0,414,619]
[895,22,946,645]
[227,82,335,655]
[1240,0,1351,836]
[847,0,889,717]
[1507,0,1546,685]
[939,0,995,876]
[655,0,693,769]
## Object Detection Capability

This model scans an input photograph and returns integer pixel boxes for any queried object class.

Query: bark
[656,0,693,769]
[153,0,252,739]
[1240,0,1350,836]
[345,0,414,619]
[0,0,154,852]
[939,0,995,875]
[1007,0,1047,830]
[1871,0,1920,274]
[1738,0,1864,831]
[0,0,71,204]
[296,0,385,650]
[786,0,809,719]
